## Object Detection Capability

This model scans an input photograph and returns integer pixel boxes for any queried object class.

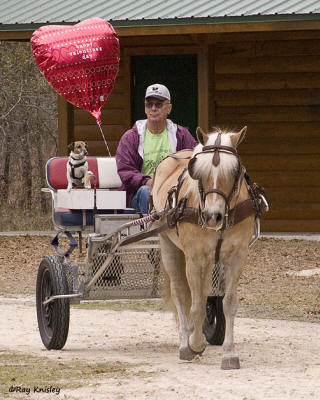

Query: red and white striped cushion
[46,156,122,190]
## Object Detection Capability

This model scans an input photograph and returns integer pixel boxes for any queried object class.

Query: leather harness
[68,159,86,181]
[149,136,268,263]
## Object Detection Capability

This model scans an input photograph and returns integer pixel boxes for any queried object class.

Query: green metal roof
[1,0,320,31]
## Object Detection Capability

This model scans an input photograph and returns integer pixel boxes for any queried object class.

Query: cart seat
[44,157,129,231]
[46,156,122,190]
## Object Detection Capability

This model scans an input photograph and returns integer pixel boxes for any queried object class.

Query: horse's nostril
[215,213,222,224]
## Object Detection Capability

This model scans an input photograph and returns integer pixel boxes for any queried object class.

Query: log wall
[70,30,320,231]
[214,32,320,231]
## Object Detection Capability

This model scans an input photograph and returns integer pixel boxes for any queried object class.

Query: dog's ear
[68,142,74,152]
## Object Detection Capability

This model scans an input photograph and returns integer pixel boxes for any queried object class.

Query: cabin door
[132,55,197,138]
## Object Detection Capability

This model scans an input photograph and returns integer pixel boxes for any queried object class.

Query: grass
[0,350,152,398]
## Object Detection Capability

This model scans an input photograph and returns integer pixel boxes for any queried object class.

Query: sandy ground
[1,299,320,400]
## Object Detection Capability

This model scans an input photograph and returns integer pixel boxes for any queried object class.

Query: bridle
[188,133,245,230]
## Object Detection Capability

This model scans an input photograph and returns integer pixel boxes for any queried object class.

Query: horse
[151,126,264,369]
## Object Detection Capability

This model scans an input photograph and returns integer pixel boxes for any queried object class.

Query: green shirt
[141,127,172,176]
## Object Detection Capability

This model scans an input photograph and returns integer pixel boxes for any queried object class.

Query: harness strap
[215,236,224,264]
[168,198,256,229]
[69,160,86,180]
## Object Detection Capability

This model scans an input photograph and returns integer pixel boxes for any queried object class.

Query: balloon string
[97,122,111,157]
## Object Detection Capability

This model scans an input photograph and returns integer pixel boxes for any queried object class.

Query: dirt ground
[0,235,320,399]
[0,235,319,322]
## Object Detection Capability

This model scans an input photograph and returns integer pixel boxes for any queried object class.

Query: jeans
[130,185,150,214]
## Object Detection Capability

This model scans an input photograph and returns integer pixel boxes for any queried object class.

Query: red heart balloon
[31,18,120,124]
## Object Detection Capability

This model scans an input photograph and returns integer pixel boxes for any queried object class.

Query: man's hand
[146,178,153,186]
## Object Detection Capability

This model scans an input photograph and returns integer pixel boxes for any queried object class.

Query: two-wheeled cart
[36,156,226,350]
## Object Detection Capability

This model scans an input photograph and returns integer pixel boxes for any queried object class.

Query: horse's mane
[185,128,239,204]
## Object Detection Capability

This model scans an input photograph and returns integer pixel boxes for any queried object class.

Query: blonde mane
[185,129,239,204]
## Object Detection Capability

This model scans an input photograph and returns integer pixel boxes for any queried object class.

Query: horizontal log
[211,30,320,44]
[215,55,320,74]
[215,105,320,122]
[240,121,320,140]
[247,170,320,187]
[74,124,126,142]
[86,140,119,157]
[239,139,320,155]
[262,202,320,220]
[215,73,320,91]
[100,93,127,109]
[215,89,320,107]
[211,122,320,140]
[120,35,193,47]
[74,109,125,125]
[215,39,320,58]
[109,76,126,94]
[260,187,320,203]
[261,219,320,232]
[242,154,320,171]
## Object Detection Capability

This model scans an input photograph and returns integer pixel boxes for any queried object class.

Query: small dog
[67,141,91,191]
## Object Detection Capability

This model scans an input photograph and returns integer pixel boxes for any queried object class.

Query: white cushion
[56,189,126,209]
[97,157,122,188]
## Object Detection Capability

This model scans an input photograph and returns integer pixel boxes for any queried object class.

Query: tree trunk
[19,124,32,211]
[0,125,11,204]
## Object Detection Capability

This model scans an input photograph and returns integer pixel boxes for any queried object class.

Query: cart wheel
[203,296,225,345]
[36,256,70,350]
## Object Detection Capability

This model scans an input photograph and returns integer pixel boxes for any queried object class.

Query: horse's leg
[159,234,191,360]
[221,249,248,370]
[185,252,212,358]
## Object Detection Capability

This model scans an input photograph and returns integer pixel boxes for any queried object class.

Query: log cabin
[1,1,320,232]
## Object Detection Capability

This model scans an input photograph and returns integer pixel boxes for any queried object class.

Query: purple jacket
[116,119,197,206]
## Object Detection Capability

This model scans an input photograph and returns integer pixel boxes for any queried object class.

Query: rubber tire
[203,296,226,345]
[36,256,70,350]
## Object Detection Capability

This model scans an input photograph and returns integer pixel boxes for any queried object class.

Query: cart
[36,156,226,350]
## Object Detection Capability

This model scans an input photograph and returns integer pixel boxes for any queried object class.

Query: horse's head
[187,126,247,230]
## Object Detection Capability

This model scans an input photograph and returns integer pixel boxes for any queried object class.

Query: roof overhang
[1,14,320,41]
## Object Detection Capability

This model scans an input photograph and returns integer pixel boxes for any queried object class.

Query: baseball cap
[145,84,171,102]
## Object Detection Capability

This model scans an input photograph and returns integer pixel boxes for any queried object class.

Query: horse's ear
[196,126,208,145]
[231,126,247,148]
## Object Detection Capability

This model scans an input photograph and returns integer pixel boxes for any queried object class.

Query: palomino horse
[151,126,263,369]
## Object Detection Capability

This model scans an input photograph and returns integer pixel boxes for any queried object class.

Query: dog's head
[68,141,88,158]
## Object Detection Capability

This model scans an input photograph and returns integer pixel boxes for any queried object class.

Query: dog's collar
[71,155,86,161]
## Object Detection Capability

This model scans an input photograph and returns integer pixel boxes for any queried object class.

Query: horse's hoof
[179,343,205,361]
[221,355,240,370]
[179,346,195,361]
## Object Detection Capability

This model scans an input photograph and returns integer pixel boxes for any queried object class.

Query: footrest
[51,231,78,257]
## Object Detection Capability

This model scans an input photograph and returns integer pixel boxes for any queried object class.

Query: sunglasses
[145,100,169,109]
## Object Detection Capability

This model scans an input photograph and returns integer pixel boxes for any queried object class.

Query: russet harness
[68,158,87,183]
[148,134,268,262]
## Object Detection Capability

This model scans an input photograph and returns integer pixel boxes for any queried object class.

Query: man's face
[145,97,172,123]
